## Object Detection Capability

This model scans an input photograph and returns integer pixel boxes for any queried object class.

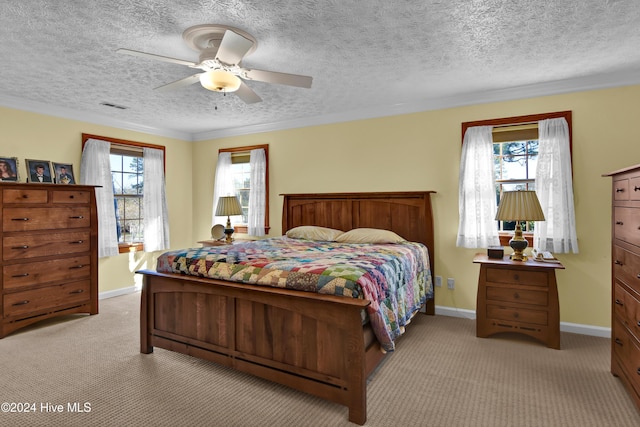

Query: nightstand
[473,253,565,349]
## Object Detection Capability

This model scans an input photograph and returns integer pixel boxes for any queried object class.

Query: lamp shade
[495,190,545,221]
[199,70,241,92]
[215,195,243,217]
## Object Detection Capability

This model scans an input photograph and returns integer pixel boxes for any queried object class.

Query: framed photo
[25,159,53,184]
[52,162,76,184]
[0,156,19,182]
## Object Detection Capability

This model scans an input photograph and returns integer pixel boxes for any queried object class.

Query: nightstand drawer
[486,286,548,306]
[486,267,548,287]
[486,304,548,326]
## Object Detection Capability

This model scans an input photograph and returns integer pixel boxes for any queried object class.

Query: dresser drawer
[486,304,548,326]
[3,207,90,231]
[485,267,548,287]
[3,231,90,261]
[614,281,640,338]
[3,280,90,318]
[486,286,548,306]
[613,319,640,393]
[51,190,90,204]
[3,255,91,290]
[614,245,640,295]
[614,207,640,247]
[2,189,48,204]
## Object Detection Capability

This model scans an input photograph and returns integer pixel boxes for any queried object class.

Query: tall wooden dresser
[1,183,98,338]
[604,164,640,409]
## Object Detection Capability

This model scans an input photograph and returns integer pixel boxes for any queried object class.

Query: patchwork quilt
[156,237,433,351]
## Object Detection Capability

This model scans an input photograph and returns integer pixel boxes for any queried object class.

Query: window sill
[498,232,533,247]
[234,225,271,235]
[118,243,144,253]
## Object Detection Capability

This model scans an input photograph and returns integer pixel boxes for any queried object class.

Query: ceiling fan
[117,24,312,104]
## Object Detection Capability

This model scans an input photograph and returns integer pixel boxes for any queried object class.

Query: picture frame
[52,162,76,184]
[0,156,19,182]
[25,159,53,184]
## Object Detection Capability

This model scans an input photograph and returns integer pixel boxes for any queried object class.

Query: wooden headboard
[281,191,436,273]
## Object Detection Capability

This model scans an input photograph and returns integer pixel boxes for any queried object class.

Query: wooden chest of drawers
[473,254,564,349]
[0,183,98,338]
[605,165,640,409]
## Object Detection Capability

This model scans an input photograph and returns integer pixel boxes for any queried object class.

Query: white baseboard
[435,305,611,339]
[99,286,140,300]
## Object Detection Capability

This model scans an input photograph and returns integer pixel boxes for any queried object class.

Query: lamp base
[509,224,529,261]
[224,216,234,244]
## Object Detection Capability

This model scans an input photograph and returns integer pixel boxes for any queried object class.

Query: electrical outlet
[435,276,442,287]
[447,278,455,290]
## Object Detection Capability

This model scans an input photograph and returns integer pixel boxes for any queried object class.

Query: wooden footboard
[139,269,381,425]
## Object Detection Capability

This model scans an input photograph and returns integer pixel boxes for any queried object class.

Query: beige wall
[0,107,194,293]
[193,84,640,329]
[3,83,639,328]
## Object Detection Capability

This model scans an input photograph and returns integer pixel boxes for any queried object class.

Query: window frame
[217,144,270,235]
[82,133,166,253]
[460,111,572,246]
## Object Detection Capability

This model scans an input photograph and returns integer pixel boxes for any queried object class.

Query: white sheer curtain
[211,152,237,226]
[534,118,579,253]
[142,147,170,251]
[247,148,266,236]
[80,138,119,258]
[456,126,500,248]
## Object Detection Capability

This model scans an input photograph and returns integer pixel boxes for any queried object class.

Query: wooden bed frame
[137,191,435,425]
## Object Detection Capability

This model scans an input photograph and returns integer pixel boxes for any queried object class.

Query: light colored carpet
[1,292,638,427]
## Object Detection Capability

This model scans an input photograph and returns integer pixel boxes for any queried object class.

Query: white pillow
[286,226,344,241]
[335,228,406,244]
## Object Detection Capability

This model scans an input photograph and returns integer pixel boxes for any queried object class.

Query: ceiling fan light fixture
[199,70,241,92]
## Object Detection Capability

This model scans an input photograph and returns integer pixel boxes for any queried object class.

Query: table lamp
[495,190,545,261]
[215,195,243,243]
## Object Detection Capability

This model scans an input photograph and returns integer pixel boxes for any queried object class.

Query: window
[459,111,574,248]
[215,144,269,235]
[82,134,167,254]
[111,148,144,246]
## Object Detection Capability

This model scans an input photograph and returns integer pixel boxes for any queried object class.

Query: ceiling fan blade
[154,74,202,92]
[216,30,254,66]
[234,81,262,104]
[116,48,196,67]
[243,68,312,88]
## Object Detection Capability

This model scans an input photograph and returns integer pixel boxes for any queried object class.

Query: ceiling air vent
[100,102,128,110]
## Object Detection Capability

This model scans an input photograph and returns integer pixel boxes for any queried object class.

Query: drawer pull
[615,260,623,265]
[637,274,640,279]
[70,240,84,244]
[615,338,624,346]
[616,221,624,225]
[637,368,640,375]
[69,264,86,269]
[12,300,29,306]
[69,289,84,295]
[637,321,640,327]
[616,188,625,193]
[69,215,85,219]
[11,245,29,250]
[11,273,29,278]
[615,299,624,306]
[11,217,29,221]
[635,186,640,192]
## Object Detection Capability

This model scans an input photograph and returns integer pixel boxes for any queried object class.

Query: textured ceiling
[1,0,640,140]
